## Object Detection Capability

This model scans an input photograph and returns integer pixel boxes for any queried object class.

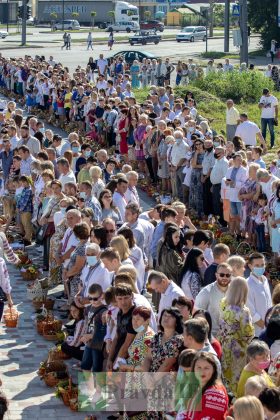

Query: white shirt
[96,80,108,91]
[158,281,185,318]
[97,58,108,75]
[170,140,189,166]
[247,273,272,337]
[53,210,66,227]
[210,157,229,185]
[259,95,278,119]
[235,120,261,146]
[138,218,155,261]
[195,282,227,336]
[125,185,140,205]
[224,165,248,202]
[61,227,79,267]
[260,174,279,201]
[202,150,215,175]
[226,106,239,125]
[80,262,111,295]
[10,135,19,150]
[59,170,76,191]
[112,191,127,222]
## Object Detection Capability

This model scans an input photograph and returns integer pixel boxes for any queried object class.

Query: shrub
[193,70,274,103]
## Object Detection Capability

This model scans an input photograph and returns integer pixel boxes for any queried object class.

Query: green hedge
[193,70,274,103]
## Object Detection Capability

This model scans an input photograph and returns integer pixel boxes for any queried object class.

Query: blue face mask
[214,142,220,148]
[39,127,45,134]
[79,191,87,199]
[252,266,265,277]
[134,324,145,333]
[72,146,79,154]
[60,207,66,214]
[85,151,91,158]
[87,255,98,266]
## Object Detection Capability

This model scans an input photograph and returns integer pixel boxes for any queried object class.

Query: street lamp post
[6,0,9,33]
[240,0,248,65]
[224,0,230,52]
[62,0,65,31]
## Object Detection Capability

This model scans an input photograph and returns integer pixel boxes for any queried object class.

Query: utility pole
[6,0,9,33]
[239,0,248,65]
[224,0,230,52]
[21,0,27,45]
[62,0,65,31]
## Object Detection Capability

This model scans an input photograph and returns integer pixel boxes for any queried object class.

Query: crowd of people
[0,52,279,419]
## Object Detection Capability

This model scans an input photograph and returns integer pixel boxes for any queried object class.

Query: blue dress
[130,64,140,89]
[272,200,280,253]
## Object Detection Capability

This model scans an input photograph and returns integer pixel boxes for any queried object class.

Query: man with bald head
[226,99,239,141]
[210,147,229,225]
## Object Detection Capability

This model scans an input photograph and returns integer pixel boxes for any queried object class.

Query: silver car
[53,20,80,30]
[176,26,206,42]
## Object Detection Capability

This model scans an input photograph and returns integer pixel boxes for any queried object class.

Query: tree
[213,4,224,27]
[208,0,214,37]
[90,11,97,28]
[71,12,79,19]
[248,0,280,49]
[127,10,134,17]
[107,10,115,23]
[144,10,151,20]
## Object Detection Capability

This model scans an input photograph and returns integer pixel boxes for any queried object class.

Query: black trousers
[203,177,213,216]
[212,183,227,226]
[61,341,84,361]
[145,157,155,182]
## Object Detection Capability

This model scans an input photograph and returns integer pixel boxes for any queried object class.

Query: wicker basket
[69,398,78,411]
[48,348,70,362]
[43,333,58,341]
[32,299,54,311]
[42,319,62,335]
[3,308,19,328]
[27,283,48,301]
[44,372,60,387]
[45,360,66,373]
[21,270,39,281]
[16,252,29,264]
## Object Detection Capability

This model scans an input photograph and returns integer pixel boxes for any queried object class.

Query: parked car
[0,30,8,39]
[53,20,80,30]
[129,30,161,46]
[140,20,164,32]
[176,26,206,42]
[106,50,158,67]
[105,21,139,33]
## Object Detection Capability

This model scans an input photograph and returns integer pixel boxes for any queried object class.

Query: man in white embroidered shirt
[247,252,272,337]
[170,130,189,202]
[149,270,184,318]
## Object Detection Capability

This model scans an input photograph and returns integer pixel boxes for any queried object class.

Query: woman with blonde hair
[232,396,265,420]
[227,255,246,277]
[217,276,254,396]
[90,165,105,199]
[110,235,132,265]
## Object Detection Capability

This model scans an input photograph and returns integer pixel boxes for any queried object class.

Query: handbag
[35,224,48,245]
[0,286,7,302]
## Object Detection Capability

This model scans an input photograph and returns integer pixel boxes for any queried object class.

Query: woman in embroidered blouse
[0,257,13,321]
[61,302,85,361]
[180,248,204,300]
[176,352,228,420]
[136,307,184,418]
[217,276,254,396]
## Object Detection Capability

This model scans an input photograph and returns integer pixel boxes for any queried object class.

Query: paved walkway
[0,246,90,419]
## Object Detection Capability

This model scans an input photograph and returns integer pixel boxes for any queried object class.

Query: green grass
[200,49,266,60]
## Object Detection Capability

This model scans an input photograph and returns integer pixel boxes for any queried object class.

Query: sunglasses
[106,229,115,233]
[217,273,231,278]
[88,296,101,301]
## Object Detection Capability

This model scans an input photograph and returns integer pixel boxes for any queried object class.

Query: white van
[53,20,80,31]
[176,26,206,42]
[106,21,140,33]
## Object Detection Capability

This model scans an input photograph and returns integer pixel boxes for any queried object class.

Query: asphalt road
[0,36,260,72]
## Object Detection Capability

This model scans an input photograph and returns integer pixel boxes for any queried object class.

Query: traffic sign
[232,4,240,16]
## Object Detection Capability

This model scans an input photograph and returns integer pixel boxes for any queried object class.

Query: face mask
[214,142,220,148]
[176,138,181,144]
[87,255,98,266]
[79,191,87,199]
[84,151,91,158]
[134,324,145,333]
[72,146,79,154]
[189,127,194,133]
[214,153,220,159]
[252,266,265,277]
[258,360,270,370]
[39,128,45,134]
[205,147,213,152]
[60,207,66,214]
